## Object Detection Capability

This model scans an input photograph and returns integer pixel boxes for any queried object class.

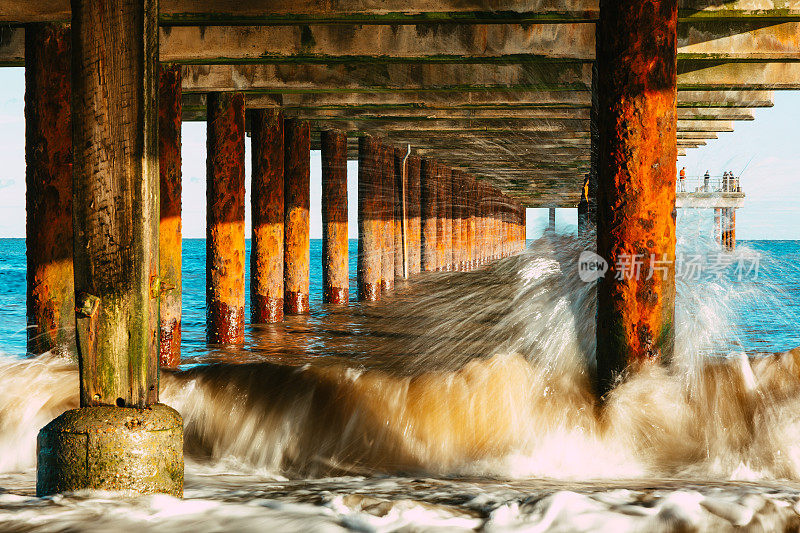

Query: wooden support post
[25,23,74,357]
[438,165,453,271]
[451,171,463,270]
[548,207,556,233]
[393,148,405,280]
[578,176,590,238]
[721,208,736,251]
[596,0,678,393]
[477,182,486,265]
[206,92,246,344]
[381,143,395,291]
[37,0,183,499]
[461,175,469,268]
[484,184,492,264]
[504,197,510,256]
[407,155,422,276]
[503,199,510,256]
[420,158,438,272]
[468,176,477,269]
[587,62,599,239]
[459,172,473,271]
[158,64,182,367]
[466,177,474,266]
[484,185,494,263]
[71,0,161,407]
[721,209,728,250]
[490,187,500,260]
[251,108,284,323]
[499,196,506,258]
[460,173,469,268]
[357,136,382,301]
[284,119,311,314]
[510,199,517,254]
[321,130,349,304]
[497,191,504,259]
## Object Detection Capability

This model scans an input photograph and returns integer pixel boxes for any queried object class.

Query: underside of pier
[1,1,794,204]
[4,0,793,496]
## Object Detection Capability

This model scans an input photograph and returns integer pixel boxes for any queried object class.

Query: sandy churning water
[3,231,800,531]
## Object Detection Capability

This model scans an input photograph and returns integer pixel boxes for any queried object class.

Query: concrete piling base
[37,404,183,497]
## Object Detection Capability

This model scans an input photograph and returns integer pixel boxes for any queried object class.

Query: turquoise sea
[1,238,799,358]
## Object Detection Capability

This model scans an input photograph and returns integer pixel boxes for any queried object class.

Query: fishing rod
[737,155,755,179]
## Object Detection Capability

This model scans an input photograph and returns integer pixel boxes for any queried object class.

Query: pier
[0,0,790,495]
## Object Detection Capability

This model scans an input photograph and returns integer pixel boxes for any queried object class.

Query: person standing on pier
[679,167,686,192]
[704,170,710,192]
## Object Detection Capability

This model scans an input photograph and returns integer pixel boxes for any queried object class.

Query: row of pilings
[23,24,526,367]
[714,208,737,251]
[22,0,681,497]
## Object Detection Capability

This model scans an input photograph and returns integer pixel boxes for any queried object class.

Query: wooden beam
[9,1,800,25]
[159,23,595,63]
[301,117,591,133]
[2,0,598,24]
[679,60,800,89]
[180,63,591,93]
[181,64,782,98]
[183,95,756,121]
[184,89,773,110]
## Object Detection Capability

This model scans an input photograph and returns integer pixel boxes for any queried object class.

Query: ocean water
[3,212,800,531]
[3,236,800,359]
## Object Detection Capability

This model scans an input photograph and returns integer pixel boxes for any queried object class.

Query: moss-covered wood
[71,0,160,408]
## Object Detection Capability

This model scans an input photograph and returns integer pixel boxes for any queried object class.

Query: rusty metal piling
[357,136,382,300]
[283,119,311,315]
[420,158,438,272]
[321,129,349,304]
[380,143,395,292]
[158,64,182,367]
[251,108,285,323]
[596,0,678,393]
[206,92,246,344]
[25,23,75,357]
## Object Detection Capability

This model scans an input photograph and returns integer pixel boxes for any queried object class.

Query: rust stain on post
[451,171,463,271]
[493,188,502,260]
[380,143,395,292]
[465,174,476,270]
[284,119,311,315]
[393,148,405,280]
[460,174,470,268]
[25,23,75,357]
[487,186,497,261]
[437,164,453,271]
[206,92,246,344]
[322,129,349,304]
[596,0,678,393]
[476,182,485,265]
[158,64,182,368]
[420,158,438,272]
[251,108,285,322]
[357,135,382,301]
[406,155,422,275]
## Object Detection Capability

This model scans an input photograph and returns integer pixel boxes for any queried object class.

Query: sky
[1,65,799,240]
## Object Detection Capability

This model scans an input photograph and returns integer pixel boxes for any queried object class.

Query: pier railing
[677,176,743,194]
[676,175,745,209]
